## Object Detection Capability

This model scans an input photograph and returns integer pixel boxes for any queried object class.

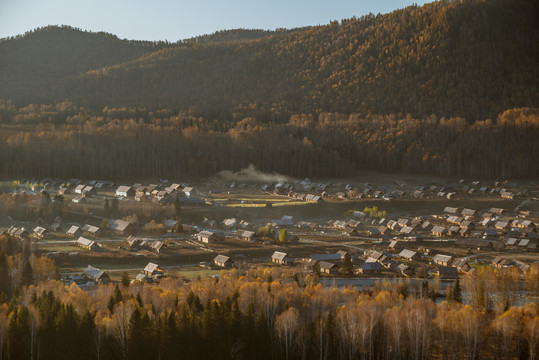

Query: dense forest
[0,237,536,360]
[0,0,537,180]
[0,0,537,120]
[0,101,537,179]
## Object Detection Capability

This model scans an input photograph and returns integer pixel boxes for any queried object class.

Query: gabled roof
[144,262,162,273]
[33,226,47,235]
[84,265,106,279]
[318,261,337,270]
[433,254,452,263]
[505,238,518,245]
[116,185,132,193]
[77,237,95,247]
[444,207,459,214]
[236,230,255,238]
[432,226,446,234]
[214,254,231,263]
[399,249,418,259]
[271,251,288,260]
[461,208,476,216]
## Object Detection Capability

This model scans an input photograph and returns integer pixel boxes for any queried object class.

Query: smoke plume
[218,164,294,183]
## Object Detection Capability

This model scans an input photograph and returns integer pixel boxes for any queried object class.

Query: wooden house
[431,226,447,237]
[436,267,459,279]
[66,225,82,237]
[432,254,453,266]
[196,230,224,243]
[33,226,49,238]
[116,186,135,197]
[84,265,110,284]
[214,254,234,268]
[319,261,339,274]
[358,261,381,276]
[236,230,257,242]
[143,262,164,278]
[271,251,291,265]
[76,237,98,250]
[398,249,420,262]
[108,219,134,234]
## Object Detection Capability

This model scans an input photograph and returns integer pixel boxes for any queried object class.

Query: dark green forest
[0,0,537,180]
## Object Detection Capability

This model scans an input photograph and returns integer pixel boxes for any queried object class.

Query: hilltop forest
[0,0,538,179]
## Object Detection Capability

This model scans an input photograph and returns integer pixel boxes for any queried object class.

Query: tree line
[0,103,537,179]
[0,264,536,360]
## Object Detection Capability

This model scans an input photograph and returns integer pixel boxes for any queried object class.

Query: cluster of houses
[126,236,166,254]
[116,183,200,205]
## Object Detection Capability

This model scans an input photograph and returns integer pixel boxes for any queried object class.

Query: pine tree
[279,229,288,244]
[174,197,181,219]
[121,272,130,288]
[312,261,321,277]
[104,198,110,215]
[452,279,462,303]
[340,254,354,276]
[21,259,33,286]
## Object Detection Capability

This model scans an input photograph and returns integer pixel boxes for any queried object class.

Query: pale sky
[0,0,432,41]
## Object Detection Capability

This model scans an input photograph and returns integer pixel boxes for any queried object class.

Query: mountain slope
[0,0,537,120]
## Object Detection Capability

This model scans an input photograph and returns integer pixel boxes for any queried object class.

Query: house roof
[77,237,95,247]
[399,249,418,259]
[432,226,446,234]
[318,261,337,270]
[437,266,458,275]
[84,265,106,279]
[360,262,381,271]
[505,238,518,245]
[444,207,459,214]
[461,209,476,216]
[152,241,165,250]
[34,226,47,235]
[108,219,131,232]
[237,230,255,238]
[396,264,410,271]
[116,185,132,193]
[144,262,162,273]
[310,253,341,262]
[433,254,452,263]
[214,254,231,263]
[271,251,288,260]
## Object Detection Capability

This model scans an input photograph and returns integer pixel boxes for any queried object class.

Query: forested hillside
[0,0,537,179]
[0,101,537,179]
[0,0,537,120]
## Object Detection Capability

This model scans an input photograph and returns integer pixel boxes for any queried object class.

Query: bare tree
[275,307,300,360]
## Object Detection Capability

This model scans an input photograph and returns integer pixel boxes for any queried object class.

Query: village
[0,174,537,296]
